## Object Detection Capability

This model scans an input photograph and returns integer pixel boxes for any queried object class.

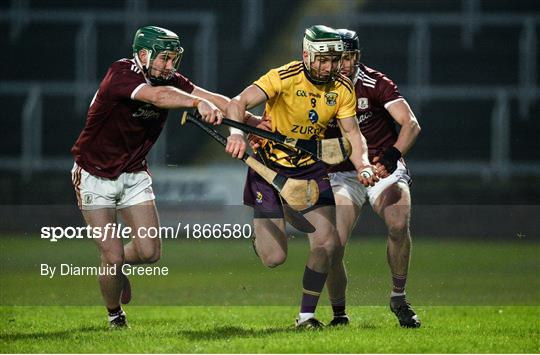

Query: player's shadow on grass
[1,325,104,341]
[176,325,292,340]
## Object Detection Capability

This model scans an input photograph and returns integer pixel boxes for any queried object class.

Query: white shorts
[329,160,411,207]
[71,163,155,210]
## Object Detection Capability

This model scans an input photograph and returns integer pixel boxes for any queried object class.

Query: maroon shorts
[243,159,335,218]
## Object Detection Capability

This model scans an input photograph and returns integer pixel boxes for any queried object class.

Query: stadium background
[1,0,539,235]
[0,1,538,352]
[1,0,539,302]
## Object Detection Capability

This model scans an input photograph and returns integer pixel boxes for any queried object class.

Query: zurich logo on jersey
[308,109,319,124]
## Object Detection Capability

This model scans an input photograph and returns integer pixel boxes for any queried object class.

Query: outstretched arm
[192,85,264,158]
[338,116,378,187]
[192,86,259,124]
[224,85,268,158]
[134,85,222,124]
[226,85,268,124]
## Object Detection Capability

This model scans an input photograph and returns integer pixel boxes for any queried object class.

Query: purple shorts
[243,159,335,218]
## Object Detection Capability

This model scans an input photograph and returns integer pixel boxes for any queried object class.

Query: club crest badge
[308,109,319,124]
[358,97,369,109]
[256,191,263,204]
[325,92,338,106]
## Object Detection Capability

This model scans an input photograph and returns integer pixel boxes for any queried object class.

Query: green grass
[1,236,538,306]
[1,306,539,353]
[1,235,539,352]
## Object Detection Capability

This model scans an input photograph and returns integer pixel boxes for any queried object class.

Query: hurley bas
[40,263,169,278]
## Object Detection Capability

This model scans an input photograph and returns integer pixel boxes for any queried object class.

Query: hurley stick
[181,112,319,211]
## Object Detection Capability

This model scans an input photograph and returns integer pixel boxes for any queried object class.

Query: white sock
[298,312,315,322]
[391,291,406,298]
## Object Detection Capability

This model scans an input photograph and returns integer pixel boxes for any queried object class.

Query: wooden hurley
[221,117,352,166]
[181,112,319,211]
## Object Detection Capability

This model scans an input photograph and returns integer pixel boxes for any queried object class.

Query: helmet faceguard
[336,29,361,79]
[132,26,184,85]
[303,25,344,85]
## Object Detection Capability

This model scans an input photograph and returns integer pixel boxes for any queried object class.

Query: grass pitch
[1,235,539,353]
[1,306,538,353]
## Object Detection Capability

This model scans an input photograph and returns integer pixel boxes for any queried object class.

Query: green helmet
[132,26,184,85]
[303,25,344,84]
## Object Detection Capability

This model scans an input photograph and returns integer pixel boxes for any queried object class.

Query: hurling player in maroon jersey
[324,29,422,328]
[71,26,247,328]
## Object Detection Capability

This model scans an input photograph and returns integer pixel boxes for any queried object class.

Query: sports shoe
[121,275,131,304]
[295,317,324,329]
[390,296,421,328]
[108,311,128,329]
[328,315,350,327]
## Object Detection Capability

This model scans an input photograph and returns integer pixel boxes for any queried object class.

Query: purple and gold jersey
[326,63,403,172]
[71,58,194,179]
[254,61,356,168]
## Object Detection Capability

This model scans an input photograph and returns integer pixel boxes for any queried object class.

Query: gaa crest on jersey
[325,92,338,106]
[255,191,263,204]
[308,109,319,124]
[358,97,369,109]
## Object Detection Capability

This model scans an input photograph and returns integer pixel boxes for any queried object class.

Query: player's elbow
[226,97,245,121]
[226,97,240,109]
[409,119,421,137]
[147,87,172,109]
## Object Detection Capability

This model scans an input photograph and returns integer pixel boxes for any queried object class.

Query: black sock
[392,273,407,294]
[330,296,346,317]
[107,306,122,317]
[300,266,328,314]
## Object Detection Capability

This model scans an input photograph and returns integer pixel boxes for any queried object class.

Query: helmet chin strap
[349,52,361,84]
[134,51,149,74]
[135,50,163,85]
[351,66,360,85]
[144,50,152,73]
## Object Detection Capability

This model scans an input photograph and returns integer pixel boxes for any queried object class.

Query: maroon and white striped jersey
[71,58,195,179]
[325,63,404,172]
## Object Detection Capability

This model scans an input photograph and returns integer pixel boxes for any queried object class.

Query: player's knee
[387,219,410,240]
[261,251,287,268]
[138,248,161,264]
[326,239,343,267]
[310,238,338,266]
[314,226,339,254]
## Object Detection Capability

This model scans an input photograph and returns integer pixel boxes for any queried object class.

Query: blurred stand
[0,0,538,240]
[0,165,538,239]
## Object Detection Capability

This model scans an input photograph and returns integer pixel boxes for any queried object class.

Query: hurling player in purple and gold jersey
[71,26,248,328]
[324,29,422,328]
[226,25,379,329]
